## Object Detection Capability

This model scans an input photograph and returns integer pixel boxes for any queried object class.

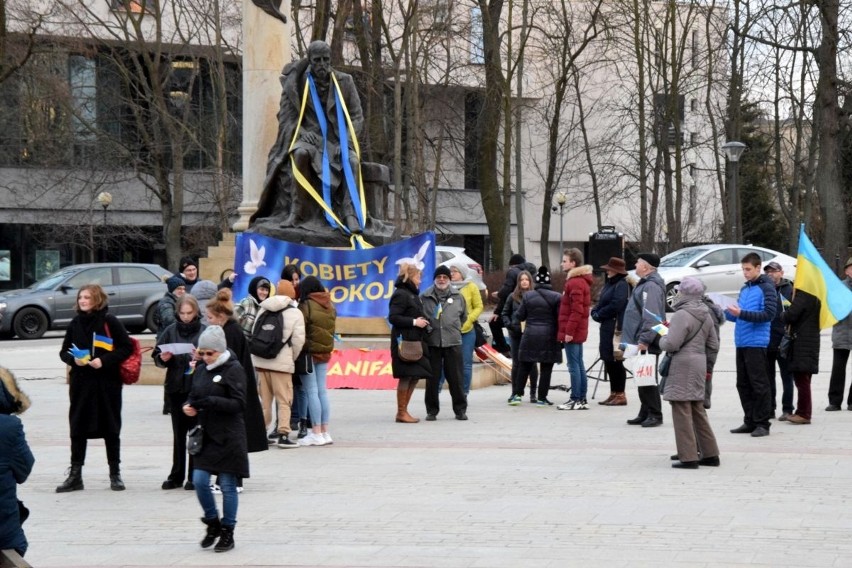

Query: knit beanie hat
[179,256,198,272]
[277,280,297,299]
[534,266,551,286]
[434,265,452,279]
[197,325,227,353]
[166,275,186,293]
[637,253,661,268]
[509,254,525,266]
[678,276,706,298]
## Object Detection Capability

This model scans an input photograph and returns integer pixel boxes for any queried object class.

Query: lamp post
[553,191,568,264]
[722,141,746,243]
[96,192,113,262]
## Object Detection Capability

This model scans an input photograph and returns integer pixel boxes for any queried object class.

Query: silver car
[647,244,797,311]
[436,245,487,292]
[0,263,171,339]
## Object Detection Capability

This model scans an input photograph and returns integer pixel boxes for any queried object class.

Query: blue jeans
[565,343,588,400]
[302,361,330,425]
[193,469,238,527]
[294,380,308,422]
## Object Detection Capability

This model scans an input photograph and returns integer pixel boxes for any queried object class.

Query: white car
[645,244,797,311]
[435,246,487,292]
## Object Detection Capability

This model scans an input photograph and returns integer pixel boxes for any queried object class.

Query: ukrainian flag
[93,333,114,352]
[794,224,852,329]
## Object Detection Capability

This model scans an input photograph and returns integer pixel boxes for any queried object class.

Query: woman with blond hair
[57,284,133,492]
[388,263,432,423]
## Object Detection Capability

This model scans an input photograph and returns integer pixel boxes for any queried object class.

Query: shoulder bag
[105,322,143,385]
[187,425,204,455]
[398,339,423,362]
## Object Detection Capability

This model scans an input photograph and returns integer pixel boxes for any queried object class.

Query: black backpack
[249,309,285,359]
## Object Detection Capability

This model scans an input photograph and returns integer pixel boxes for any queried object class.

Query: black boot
[56,464,84,493]
[109,462,125,491]
[297,420,308,439]
[200,517,221,548]
[215,525,235,552]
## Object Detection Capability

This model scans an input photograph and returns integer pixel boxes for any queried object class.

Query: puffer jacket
[251,295,306,373]
[831,278,852,350]
[156,292,179,340]
[301,292,336,360]
[449,262,483,334]
[557,265,594,344]
[726,274,777,348]
[659,297,719,402]
[153,316,205,394]
[0,414,34,557]
[187,351,249,478]
[622,270,667,348]
[515,287,563,364]
[781,290,821,374]
[494,261,537,315]
[501,294,525,338]
[769,278,794,349]
[421,283,467,348]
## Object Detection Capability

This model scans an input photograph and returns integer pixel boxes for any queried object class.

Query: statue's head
[307,41,331,81]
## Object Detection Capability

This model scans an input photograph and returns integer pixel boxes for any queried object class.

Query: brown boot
[604,392,627,406]
[395,381,419,423]
[598,393,616,405]
[405,380,420,422]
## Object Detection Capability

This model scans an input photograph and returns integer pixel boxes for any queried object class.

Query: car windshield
[30,269,78,291]
[659,248,710,268]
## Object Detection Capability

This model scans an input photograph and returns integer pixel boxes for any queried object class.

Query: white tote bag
[632,353,658,388]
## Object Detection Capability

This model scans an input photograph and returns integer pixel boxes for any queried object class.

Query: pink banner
[327,348,397,390]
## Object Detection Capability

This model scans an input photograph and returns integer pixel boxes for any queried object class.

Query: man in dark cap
[421,265,469,421]
[491,253,537,355]
[763,261,794,419]
[622,252,667,427]
[179,257,199,292]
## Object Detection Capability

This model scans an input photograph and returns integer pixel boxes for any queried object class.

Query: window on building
[470,7,484,64]
[69,55,98,164]
[690,132,698,146]
[464,91,483,189]
[691,31,698,69]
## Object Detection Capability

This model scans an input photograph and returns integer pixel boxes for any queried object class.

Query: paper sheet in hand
[158,343,196,355]
[707,293,738,310]
[622,344,640,358]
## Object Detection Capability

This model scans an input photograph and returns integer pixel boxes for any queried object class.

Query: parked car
[436,246,487,292]
[637,244,797,311]
[0,263,172,339]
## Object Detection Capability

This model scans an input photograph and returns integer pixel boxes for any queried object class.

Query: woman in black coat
[781,290,821,424]
[183,325,248,553]
[501,270,538,403]
[153,294,206,490]
[57,284,133,493]
[388,263,432,423]
[590,258,630,406]
[513,268,563,405]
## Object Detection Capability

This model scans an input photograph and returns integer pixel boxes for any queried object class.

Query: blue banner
[232,232,436,317]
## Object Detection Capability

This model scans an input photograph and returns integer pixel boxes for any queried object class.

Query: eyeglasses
[197,350,217,357]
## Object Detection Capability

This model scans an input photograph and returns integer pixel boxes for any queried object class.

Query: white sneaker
[322,432,333,445]
[557,400,576,410]
[210,483,221,494]
[299,433,326,446]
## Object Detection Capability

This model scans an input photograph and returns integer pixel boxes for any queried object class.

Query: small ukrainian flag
[93,333,114,352]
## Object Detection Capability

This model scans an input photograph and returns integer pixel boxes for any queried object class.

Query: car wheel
[665,282,680,313]
[13,307,49,339]
[145,304,159,334]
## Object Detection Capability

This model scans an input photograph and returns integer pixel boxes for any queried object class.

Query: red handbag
[105,323,142,385]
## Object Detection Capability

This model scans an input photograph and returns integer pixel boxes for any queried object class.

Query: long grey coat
[831,278,852,350]
[659,297,719,402]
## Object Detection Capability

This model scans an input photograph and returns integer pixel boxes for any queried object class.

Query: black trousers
[637,385,663,420]
[71,434,120,468]
[167,391,196,483]
[425,345,467,417]
[516,361,553,400]
[828,349,852,407]
[604,359,627,392]
[736,347,772,429]
[488,320,511,353]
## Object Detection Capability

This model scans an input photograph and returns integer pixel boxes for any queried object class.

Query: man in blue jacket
[725,252,777,437]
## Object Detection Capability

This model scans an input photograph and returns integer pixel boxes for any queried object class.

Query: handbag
[105,323,142,385]
[658,352,673,377]
[187,425,204,456]
[779,330,796,359]
[398,339,423,362]
[474,321,488,348]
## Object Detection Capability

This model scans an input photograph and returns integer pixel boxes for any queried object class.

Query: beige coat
[250,295,306,373]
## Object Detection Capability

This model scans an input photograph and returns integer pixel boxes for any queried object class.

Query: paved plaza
[4,321,852,567]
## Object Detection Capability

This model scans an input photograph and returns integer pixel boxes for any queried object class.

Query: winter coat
[388,278,432,380]
[725,274,776,348]
[515,287,563,364]
[221,318,268,454]
[450,265,483,334]
[156,292,179,340]
[702,297,726,374]
[831,278,852,350]
[501,294,525,338]
[251,295,306,373]
[59,308,133,439]
[422,283,467,348]
[234,275,270,338]
[153,317,205,394]
[300,292,337,362]
[769,278,794,349]
[591,273,629,361]
[0,414,34,556]
[190,280,218,326]
[781,290,821,374]
[659,297,719,402]
[187,352,249,478]
[557,265,594,344]
[494,261,537,316]
[622,270,667,350]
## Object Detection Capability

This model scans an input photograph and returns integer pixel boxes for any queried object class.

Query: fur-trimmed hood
[567,264,594,279]
[0,366,30,415]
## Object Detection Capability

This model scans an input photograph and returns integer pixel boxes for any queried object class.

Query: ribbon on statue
[289,71,371,249]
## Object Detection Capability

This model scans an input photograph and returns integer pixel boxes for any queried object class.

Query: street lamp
[553,191,568,264]
[96,191,113,226]
[722,141,746,243]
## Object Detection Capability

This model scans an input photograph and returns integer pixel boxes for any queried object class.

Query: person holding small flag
[57,284,133,493]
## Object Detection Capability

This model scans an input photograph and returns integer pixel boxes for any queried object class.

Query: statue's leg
[289,149,319,226]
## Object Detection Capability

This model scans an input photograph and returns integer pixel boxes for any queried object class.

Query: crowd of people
[3,250,851,557]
